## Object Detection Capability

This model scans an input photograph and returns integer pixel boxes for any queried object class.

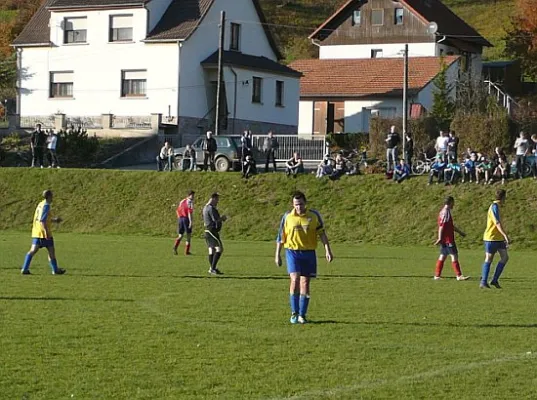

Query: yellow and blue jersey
[484,201,503,242]
[276,208,325,251]
[31,199,52,238]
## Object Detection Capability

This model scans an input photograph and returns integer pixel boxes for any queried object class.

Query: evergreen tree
[430,59,455,131]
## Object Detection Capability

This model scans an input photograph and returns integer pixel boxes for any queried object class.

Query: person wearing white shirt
[46,130,60,168]
[435,131,450,155]
[513,131,529,179]
[157,142,173,171]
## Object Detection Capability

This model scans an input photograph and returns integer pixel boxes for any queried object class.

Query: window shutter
[65,17,87,30]
[51,72,73,83]
[123,70,146,80]
[111,15,133,29]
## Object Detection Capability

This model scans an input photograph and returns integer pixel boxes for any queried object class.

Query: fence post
[102,114,112,129]
[151,113,162,134]
[54,113,66,131]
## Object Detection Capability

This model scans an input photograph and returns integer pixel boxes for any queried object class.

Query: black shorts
[204,230,222,248]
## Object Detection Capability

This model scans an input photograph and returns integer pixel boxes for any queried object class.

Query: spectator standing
[531,134,537,180]
[393,159,411,183]
[156,142,173,171]
[435,131,450,156]
[203,131,217,171]
[30,124,47,168]
[513,131,529,179]
[404,132,413,173]
[263,131,279,172]
[448,131,459,161]
[182,144,196,171]
[285,152,304,178]
[46,130,60,168]
[385,125,400,171]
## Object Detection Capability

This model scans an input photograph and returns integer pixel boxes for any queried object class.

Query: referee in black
[202,193,227,275]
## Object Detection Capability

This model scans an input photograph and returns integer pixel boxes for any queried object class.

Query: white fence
[111,116,152,129]
[66,116,103,129]
[20,116,55,129]
[252,135,326,161]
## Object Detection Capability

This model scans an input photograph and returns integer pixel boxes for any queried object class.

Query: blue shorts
[178,217,192,235]
[286,249,317,277]
[484,241,506,254]
[32,238,54,248]
[440,243,458,256]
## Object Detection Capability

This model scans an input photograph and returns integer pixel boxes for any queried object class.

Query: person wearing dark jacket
[30,124,47,168]
[263,131,279,172]
[203,131,217,171]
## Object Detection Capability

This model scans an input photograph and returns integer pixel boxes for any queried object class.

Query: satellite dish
[427,22,438,35]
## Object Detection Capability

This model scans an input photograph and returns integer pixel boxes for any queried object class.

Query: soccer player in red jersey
[173,191,195,255]
[433,196,470,281]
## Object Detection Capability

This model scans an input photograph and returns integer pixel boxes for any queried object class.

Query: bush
[326,132,369,153]
[57,127,100,167]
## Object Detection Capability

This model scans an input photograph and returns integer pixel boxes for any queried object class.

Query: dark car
[173,135,259,172]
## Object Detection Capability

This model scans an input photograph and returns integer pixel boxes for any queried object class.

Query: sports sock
[299,295,310,317]
[451,261,462,276]
[185,243,191,254]
[435,260,445,277]
[208,253,214,269]
[491,262,506,283]
[174,238,181,250]
[21,253,33,271]
[481,262,492,283]
[289,293,299,314]
[212,252,221,270]
[49,258,58,273]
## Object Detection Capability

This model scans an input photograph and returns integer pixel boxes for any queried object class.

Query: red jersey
[438,206,455,244]
[176,198,193,218]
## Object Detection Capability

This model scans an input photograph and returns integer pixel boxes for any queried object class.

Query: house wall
[344,98,403,132]
[298,101,314,135]
[319,42,436,59]
[417,58,460,108]
[19,8,180,117]
[178,0,298,131]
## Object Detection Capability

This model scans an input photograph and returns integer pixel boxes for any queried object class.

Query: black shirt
[386,132,400,149]
[31,130,47,147]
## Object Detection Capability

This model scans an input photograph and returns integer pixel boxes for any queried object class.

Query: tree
[504,0,537,80]
[430,58,455,131]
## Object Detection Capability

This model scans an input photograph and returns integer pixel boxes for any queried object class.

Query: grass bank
[1,168,536,248]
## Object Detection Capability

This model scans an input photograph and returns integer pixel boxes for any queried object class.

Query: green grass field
[2,232,537,399]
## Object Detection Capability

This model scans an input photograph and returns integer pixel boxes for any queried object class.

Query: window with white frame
[121,70,147,97]
[50,71,74,98]
[110,15,133,42]
[64,17,87,44]
[372,9,384,26]
[252,77,262,103]
[230,23,241,51]
[394,8,404,25]
[275,80,284,106]
[352,10,361,26]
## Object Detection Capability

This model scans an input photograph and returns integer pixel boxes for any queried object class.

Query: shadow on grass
[356,321,537,329]
[0,296,134,302]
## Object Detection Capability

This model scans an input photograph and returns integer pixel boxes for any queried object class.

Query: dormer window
[230,23,241,51]
[394,8,404,25]
[64,17,87,44]
[372,9,384,26]
[352,10,361,26]
[110,15,133,42]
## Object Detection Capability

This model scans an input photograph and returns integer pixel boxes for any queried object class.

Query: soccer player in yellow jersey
[21,190,66,275]
[480,189,509,289]
[275,191,334,324]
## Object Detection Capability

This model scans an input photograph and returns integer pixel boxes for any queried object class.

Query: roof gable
[289,56,459,98]
[12,0,56,46]
[309,0,491,47]
[48,0,148,8]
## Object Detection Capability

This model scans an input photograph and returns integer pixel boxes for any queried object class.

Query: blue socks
[49,259,58,273]
[289,293,299,315]
[481,262,491,284]
[492,262,506,283]
[21,253,33,272]
[299,295,310,317]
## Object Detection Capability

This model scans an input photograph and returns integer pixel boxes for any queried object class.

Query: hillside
[1,168,536,249]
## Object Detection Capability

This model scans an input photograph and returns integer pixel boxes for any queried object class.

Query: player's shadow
[358,321,537,329]
[0,296,134,302]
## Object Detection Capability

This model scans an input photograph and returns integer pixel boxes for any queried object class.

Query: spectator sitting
[242,155,257,179]
[428,154,446,185]
[444,159,461,185]
[435,130,449,156]
[475,153,491,184]
[285,152,304,178]
[462,152,477,183]
[393,159,410,183]
[182,144,196,171]
[316,155,334,178]
[329,154,347,181]
[157,142,173,171]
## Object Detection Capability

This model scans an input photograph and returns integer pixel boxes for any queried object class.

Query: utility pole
[402,43,409,155]
[215,11,225,136]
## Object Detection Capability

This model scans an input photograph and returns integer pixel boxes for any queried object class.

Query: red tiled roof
[289,56,459,98]
[309,0,491,47]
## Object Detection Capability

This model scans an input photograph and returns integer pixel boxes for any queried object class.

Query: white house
[291,0,492,135]
[12,0,301,137]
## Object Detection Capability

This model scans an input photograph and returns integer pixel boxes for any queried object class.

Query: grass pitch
[1,232,537,399]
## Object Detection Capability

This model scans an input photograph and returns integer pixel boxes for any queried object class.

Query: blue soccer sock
[481,262,492,283]
[49,259,58,273]
[21,253,33,272]
[299,295,310,317]
[491,262,506,283]
[289,293,299,315]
